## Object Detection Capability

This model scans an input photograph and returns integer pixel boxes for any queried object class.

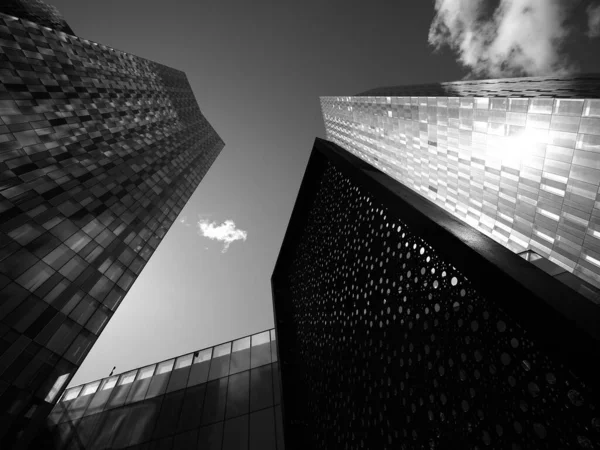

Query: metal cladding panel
[321,89,600,291]
[271,139,600,449]
[0,11,223,447]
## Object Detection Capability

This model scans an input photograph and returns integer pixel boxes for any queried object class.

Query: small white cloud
[429,0,581,78]
[178,216,191,227]
[587,3,600,38]
[197,218,248,253]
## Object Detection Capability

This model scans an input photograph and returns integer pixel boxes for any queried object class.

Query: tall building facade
[40,329,284,450]
[321,75,600,295]
[272,138,600,449]
[0,3,224,447]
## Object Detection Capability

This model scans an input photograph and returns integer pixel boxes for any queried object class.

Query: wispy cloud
[197,218,248,253]
[587,2,600,38]
[178,216,192,227]
[428,0,585,78]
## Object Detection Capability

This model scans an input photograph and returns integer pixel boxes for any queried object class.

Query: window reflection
[230,337,251,374]
[175,354,193,369]
[81,381,100,397]
[156,359,174,374]
[138,365,156,380]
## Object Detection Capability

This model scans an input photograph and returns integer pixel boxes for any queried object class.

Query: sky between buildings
[48,0,600,387]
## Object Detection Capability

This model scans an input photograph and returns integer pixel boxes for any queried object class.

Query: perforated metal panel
[276,156,600,449]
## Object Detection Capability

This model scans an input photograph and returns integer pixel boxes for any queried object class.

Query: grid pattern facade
[0,10,224,446]
[0,0,75,36]
[321,91,600,290]
[41,329,284,450]
[273,151,600,449]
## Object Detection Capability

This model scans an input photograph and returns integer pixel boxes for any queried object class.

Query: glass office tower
[321,75,600,294]
[40,329,284,450]
[0,3,224,447]
[272,138,600,449]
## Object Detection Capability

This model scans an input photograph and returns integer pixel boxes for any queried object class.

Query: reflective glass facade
[39,329,284,450]
[0,7,224,447]
[321,79,600,291]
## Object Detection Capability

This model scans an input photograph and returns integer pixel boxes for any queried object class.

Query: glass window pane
[230,338,251,375]
[64,391,94,422]
[201,378,228,425]
[145,371,171,399]
[62,386,82,401]
[232,337,250,352]
[194,348,212,364]
[88,407,127,449]
[103,377,118,390]
[151,436,173,450]
[175,354,193,369]
[111,405,141,449]
[75,413,104,448]
[81,381,100,397]
[213,342,231,357]
[156,359,174,374]
[270,330,278,363]
[177,383,206,433]
[226,371,250,420]
[250,365,273,412]
[119,370,137,385]
[166,361,192,394]
[249,408,276,450]
[84,385,113,416]
[152,390,185,440]
[188,358,211,387]
[222,415,248,450]
[127,397,163,446]
[250,336,271,369]
[173,429,198,450]
[252,332,269,347]
[197,422,224,450]
[208,345,231,381]
[138,365,156,380]
[107,377,135,410]
[127,376,152,405]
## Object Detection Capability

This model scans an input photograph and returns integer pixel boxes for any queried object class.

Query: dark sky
[50,0,600,387]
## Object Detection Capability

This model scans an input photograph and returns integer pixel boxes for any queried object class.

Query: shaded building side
[39,329,284,450]
[0,10,224,447]
[272,138,600,449]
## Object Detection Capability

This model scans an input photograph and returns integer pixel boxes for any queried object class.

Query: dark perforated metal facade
[0,10,223,448]
[272,139,600,449]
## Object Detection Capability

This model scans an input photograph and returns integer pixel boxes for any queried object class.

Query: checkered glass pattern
[0,10,223,445]
[321,85,600,291]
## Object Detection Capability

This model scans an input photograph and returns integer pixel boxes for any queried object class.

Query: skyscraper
[39,329,283,450]
[272,137,600,449]
[321,75,600,296]
[0,3,224,447]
